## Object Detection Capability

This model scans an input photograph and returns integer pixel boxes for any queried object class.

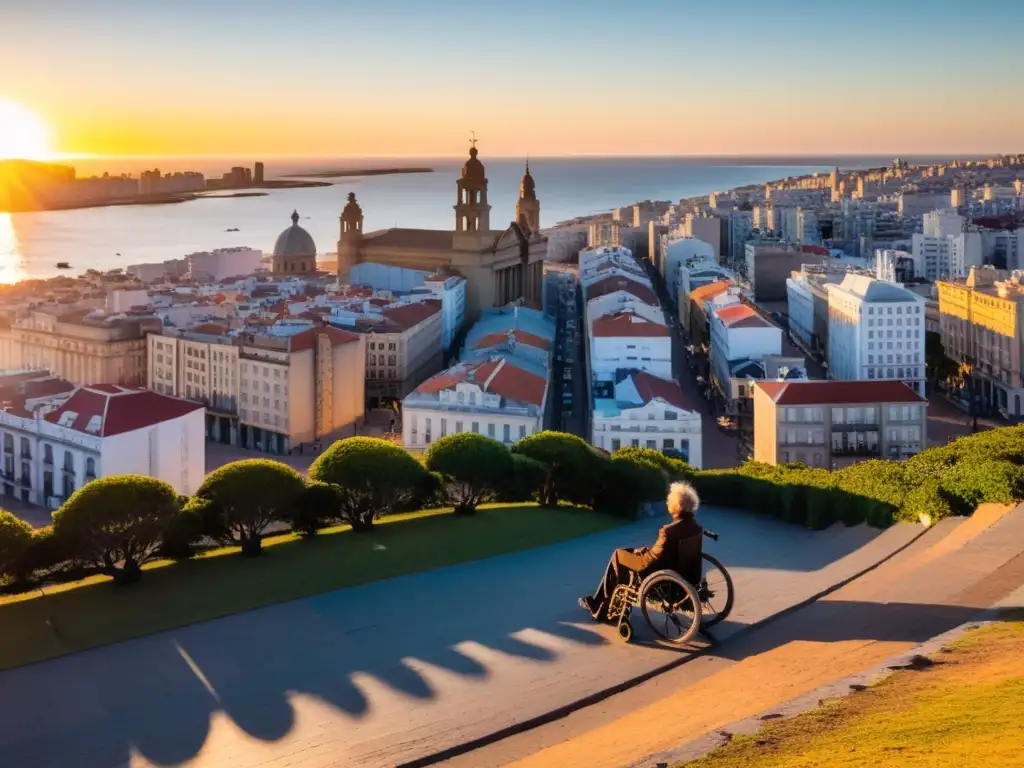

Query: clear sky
[1,0,1023,158]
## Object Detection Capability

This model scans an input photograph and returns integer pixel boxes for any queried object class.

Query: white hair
[667,481,700,518]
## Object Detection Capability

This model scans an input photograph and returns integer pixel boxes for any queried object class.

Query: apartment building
[352,299,443,400]
[148,324,365,452]
[786,265,858,356]
[590,311,672,379]
[826,274,927,396]
[0,310,160,387]
[911,229,983,280]
[591,370,703,468]
[660,236,717,301]
[752,380,927,468]
[937,266,1024,417]
[0,385,205,509]
[744,243,827,301]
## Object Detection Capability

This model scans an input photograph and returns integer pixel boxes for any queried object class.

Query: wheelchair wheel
[639,570,702,644]
[699,553,735,628]
[617,619,633,642]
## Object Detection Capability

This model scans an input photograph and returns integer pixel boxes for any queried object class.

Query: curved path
[0,508,920,768]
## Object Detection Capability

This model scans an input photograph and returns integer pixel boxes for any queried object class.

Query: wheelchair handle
[703,529,719,541]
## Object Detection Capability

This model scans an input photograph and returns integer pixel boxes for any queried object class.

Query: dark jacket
[634,516,703,583]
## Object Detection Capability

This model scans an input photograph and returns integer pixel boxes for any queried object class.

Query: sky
[1,0,1023,159]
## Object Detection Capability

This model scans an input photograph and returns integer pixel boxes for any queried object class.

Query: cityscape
[1,1,1023,767]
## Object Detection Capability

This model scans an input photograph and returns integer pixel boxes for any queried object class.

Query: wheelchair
[607,529,734,644]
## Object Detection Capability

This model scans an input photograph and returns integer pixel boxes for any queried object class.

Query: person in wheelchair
[579,481,703,621]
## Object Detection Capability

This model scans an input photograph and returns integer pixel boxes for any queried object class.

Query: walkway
[0,508,920,768]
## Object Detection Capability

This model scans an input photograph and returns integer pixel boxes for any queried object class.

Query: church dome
[519,162,536,200]
[342,191,362,217]
[273,210,317,257]
[461,145,485,181]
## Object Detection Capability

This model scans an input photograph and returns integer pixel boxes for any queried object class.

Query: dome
[342,191,362,217]
[273,210,317,257]
[519,162,536,200]
[461,145,485,181]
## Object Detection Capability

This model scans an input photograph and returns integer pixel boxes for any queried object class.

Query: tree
[52,475,182,585]
[286,481,342,538]
[195,459,306,556]
[512,431,602,507]
[309,437,427,531]
[424,433,513,514]
[0,509,33,580]
[594,454,669,518]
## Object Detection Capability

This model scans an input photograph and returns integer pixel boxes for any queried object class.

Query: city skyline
[2,0,1023,159]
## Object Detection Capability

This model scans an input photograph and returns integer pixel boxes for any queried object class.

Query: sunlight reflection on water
[0,214,27,284]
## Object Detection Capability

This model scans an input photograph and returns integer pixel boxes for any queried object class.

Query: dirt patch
[677,621,1024,768]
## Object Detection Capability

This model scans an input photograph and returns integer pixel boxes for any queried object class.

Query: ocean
[0,155,933,283]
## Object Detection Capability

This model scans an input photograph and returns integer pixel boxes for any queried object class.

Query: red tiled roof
[631,371,692,411]
[288,325,361,353]
[689,280,733,303]
[484,358,546,407]
[413,359,501,395]
[715,304,772,329]
[44,386,204,437]
[585,275,659,305]
[592,311,670,338]
[474,329,552,351]
[755,380,926,406]
[381,299,441,331]
[191,323,229,335]
[800,244,830,256]
[23,378,75,398]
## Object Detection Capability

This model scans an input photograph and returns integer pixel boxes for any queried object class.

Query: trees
[424,433,513,514]
[195,459,306,556]
[52,475,182,585]
[0,509,33,580]
[286,481,342,538]
[512,431,602,507]
[594,454,668,518]
[309,437,427,531]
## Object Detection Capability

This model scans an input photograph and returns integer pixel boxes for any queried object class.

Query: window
[664,439,674,449]
[488,423,495,438]
[646,439,657,449]
[43,444,53,464]
[471,421,479,433]
[631,439,640,447]
[455,421,463,433]
[503,424,511,442]
[440,419,447,437]
[611,438,621,451]
[518,424,526,439]
[20,437,30,459]
[425,417,432,443]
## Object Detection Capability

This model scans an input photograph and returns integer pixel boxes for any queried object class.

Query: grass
[0,503,623,671]
[678,617,1024,768]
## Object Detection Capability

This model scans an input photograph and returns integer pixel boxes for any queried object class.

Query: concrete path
[0,507,920,768]
[453,504,1024,768]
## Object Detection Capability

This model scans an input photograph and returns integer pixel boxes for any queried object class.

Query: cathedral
[336,140,547,319]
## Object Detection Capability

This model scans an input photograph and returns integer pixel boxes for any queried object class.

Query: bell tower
[337,191,363,283]
[453,132,491,251]
[516,160,540,236]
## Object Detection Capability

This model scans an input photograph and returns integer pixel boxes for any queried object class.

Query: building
[683,213,725,261]
[727,209,753,265]
[590,370,702,467]
[796,208,820,245]
[335,145,548,320]
[937,266,1024,417]
[0,385,205,509]
[186,247,263,281]
[148,324,365,452]
[661,236,717,302]
[826,274,926,396]
[744,243,827,301]
[708,303,783,399]
[272,210,319,276]
[685,279,734,346]
[752,380,927,468]
[786,265,859,356]
[402,355,548,450]
[910,229,983,280]
[590,311,672,379]
[0,310,160,387]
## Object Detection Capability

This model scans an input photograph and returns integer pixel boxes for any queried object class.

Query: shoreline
[280,167,434,179]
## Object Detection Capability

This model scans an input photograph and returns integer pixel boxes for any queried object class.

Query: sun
[0,100,54,161]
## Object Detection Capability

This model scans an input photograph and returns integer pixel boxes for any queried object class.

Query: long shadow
[0,507,906,768]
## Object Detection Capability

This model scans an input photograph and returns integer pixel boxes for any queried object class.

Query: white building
[402,355,548,449]
[0,385,205,509]
[923,209,964,238]
[980,228,1024,271]
[186,247,263,281]
[416,274,467,352]
[591,370,703,468]
[709,304,782,393]
[796,208,820,245]
[911,230,983,280]
[584,275,662,326]
[106,289,150,314]
[728,209,753,264]
[590,311,672,379]
[826,274,926,396]
[660,236,716,300]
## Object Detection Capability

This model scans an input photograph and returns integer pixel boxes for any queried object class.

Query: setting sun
[0,100,54,160]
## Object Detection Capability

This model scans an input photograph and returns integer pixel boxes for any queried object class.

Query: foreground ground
[0,503,620,670]
[681,615,1024,768]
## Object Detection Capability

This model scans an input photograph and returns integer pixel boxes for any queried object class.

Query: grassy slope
[0,503,622,670]
[679,615,1024,768]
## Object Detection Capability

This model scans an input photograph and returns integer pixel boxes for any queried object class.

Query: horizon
[2,0,1023,158]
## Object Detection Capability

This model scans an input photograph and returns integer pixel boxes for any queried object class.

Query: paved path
[0,508,919,768]
[451,504,1024,768]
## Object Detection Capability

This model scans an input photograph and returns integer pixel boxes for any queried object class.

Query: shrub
[286,481,342,538]
[0,509,33,581]
[196,459,306,555]
[594,454,668,518]
[899,479,955,524]
[309,437,427,531]
[613,447,693,481]
[52,475,182,585]
[159,500,208,560]
[499,452,546,502]
[939,460,1024,516]
[424,433,514,514]
[512,431,603,507]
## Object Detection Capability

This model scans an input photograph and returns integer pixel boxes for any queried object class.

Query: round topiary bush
[512,431,603,507]
[424,433,514,514]
[286,481,343,538]
[52,475,182,584]
[310,437,428,531]
[196,459,306,555]
[0,509,33,581]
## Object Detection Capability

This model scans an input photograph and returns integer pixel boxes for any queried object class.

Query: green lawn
[0,503,622,670]
[679,616,1024,768]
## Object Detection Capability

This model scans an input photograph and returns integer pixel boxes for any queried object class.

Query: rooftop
[592,311,670,338]
[410,355,547,408]
[44,385,205,437]
[755,380,926,406]
[689,280,733,303]
[830,274,919,302]
[715,304,774,329]
[585,275,659,306]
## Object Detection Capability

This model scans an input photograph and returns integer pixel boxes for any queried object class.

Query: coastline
[281,167,434,179]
